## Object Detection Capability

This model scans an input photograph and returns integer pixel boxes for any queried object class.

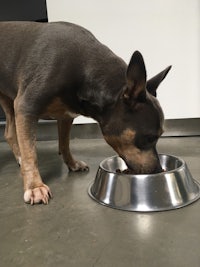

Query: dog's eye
[135,134,158,150]
[146,135,158,143]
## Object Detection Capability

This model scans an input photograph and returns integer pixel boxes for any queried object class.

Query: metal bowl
[88,154,200,212]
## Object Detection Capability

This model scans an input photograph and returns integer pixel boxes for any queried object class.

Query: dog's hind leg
[14,98,52,204]
[0,92,21,164]
[57,117,89,171]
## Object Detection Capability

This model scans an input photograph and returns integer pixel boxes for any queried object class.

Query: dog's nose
[152,164,163,174]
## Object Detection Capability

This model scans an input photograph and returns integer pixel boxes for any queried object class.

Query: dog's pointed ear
[124,51,147,102]
[147,66,172,97]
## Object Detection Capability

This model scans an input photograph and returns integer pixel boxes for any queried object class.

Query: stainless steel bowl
[88,154,200,212]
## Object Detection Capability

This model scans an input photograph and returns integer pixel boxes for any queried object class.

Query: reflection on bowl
[88,154,200,212]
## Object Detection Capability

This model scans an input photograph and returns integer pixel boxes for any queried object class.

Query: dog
[0,21,171,204]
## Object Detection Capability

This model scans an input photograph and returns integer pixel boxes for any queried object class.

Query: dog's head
[101,51,171,174]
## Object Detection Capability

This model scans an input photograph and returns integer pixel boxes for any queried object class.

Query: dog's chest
[41,97,79,120]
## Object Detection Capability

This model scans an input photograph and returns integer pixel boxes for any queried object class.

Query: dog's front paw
[69,160,89,172]
[24,185,52,205]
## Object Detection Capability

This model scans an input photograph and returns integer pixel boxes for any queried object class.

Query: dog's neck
[76,57,127,121]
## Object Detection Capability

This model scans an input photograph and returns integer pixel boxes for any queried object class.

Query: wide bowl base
[88,154,200,212]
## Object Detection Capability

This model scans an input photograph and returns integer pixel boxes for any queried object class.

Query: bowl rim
[99,153,186,177]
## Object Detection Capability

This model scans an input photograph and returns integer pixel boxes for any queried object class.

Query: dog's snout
[122,151,162,174]
[126,161,161,174]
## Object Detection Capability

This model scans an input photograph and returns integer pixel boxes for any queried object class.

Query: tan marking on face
[41,97,79,119]
[104,128,136,155]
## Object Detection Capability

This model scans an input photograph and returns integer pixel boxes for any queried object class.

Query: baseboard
[0,118,199,142]
[162,118,200,137]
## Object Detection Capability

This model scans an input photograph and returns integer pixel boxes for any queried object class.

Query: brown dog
[0,21,171,204]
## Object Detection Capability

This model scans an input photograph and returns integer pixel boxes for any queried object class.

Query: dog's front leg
[0,92,21,164]
[14,111,52,204]
[57,118,89,171]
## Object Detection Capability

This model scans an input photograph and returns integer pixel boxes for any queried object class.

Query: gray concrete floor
[0,136,200,267]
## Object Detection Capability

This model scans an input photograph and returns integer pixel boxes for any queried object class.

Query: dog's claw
[24,185,52,205]
[69,160,89,172]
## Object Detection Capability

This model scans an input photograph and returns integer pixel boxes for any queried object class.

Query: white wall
[47,0,200,122]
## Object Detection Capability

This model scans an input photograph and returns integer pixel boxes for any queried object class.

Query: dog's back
[0,21,91,99]
[0,21,126,113]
